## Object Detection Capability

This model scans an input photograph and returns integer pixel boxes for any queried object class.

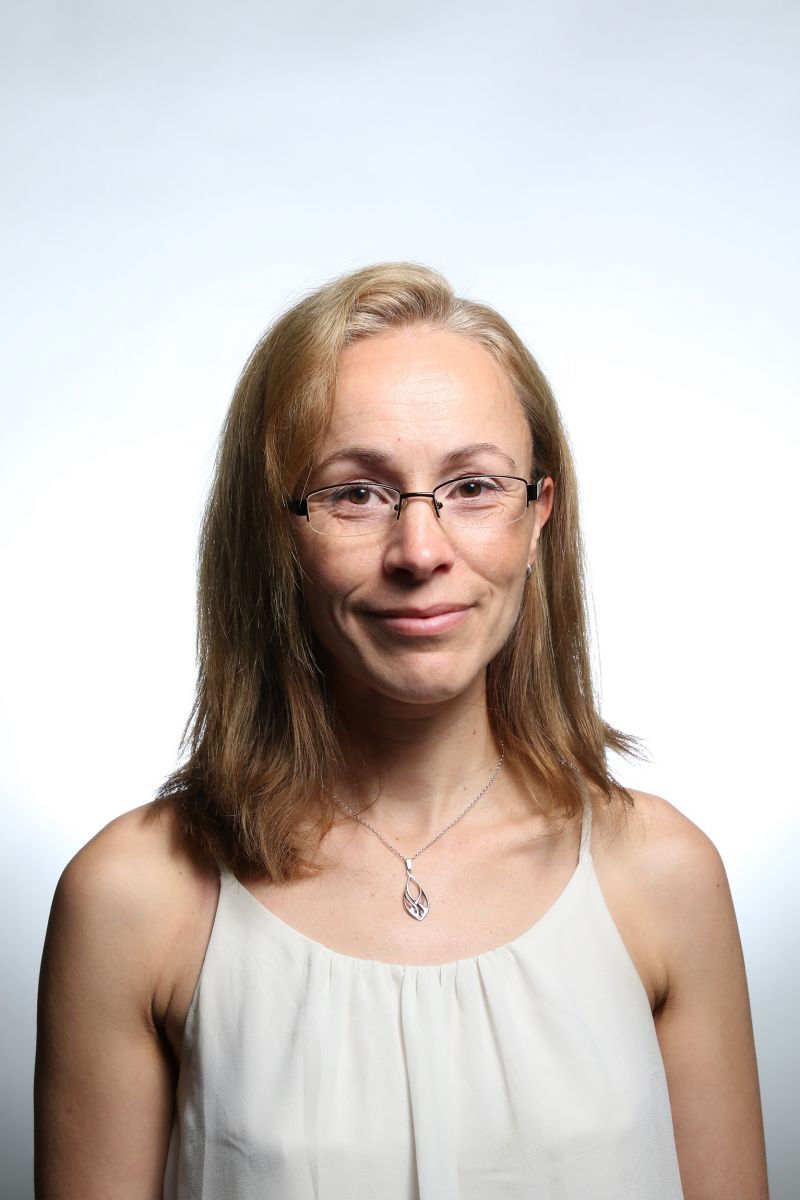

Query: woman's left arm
[652,819,769,1199]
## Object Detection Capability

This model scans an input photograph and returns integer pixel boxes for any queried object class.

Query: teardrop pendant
[403,858,430,921]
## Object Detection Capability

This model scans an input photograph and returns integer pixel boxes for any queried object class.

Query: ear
[528,476,555,561]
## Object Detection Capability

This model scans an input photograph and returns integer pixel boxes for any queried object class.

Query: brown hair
[152,263,637,880]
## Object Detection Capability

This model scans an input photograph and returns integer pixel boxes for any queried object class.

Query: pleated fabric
[163,795,683,1199]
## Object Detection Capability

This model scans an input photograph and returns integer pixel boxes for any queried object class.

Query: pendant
[403,858,430,921]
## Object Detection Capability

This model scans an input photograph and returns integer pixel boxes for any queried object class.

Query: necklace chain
[332,742,505,865]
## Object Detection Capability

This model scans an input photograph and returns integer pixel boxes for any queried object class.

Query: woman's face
[292,327,553,710]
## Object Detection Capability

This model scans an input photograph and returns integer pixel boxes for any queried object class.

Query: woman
[35,263,768,1198]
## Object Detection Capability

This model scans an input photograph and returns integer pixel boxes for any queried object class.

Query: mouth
[365,604,472,637]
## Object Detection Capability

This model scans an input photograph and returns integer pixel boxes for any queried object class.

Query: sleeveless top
[163,793,684,1199]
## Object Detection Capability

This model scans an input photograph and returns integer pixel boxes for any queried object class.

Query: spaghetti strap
[578,783,593,859]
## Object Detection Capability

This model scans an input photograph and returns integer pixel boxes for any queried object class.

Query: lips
[365,604,471,637]
[371,604,470,619]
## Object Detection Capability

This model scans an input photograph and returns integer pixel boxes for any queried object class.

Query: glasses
[287,473,545,537]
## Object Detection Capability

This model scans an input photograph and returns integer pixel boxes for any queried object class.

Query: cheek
[294,572,343,661]
[295,525,337,582]
[294,536,373,630]
[468,533,532,641]
[465,524,532,583]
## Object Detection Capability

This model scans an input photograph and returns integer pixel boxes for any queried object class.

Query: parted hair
[152,262,636,880]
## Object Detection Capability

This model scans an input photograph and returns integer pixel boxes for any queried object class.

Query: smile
[366,605,471,637]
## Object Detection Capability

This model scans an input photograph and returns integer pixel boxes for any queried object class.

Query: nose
[382,493,456,580]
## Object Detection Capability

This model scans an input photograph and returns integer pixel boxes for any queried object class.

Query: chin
[378,679,473,707]
[360,654,486,708]
[319,632,505,709]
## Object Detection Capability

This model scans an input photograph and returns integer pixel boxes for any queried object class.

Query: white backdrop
[1,2,798,1196]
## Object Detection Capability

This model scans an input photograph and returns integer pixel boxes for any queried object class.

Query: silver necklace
[332,743,505,921]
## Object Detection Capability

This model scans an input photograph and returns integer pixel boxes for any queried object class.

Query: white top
[164,794,684,1199]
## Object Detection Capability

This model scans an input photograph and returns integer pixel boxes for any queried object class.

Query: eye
[342,485,371,506]
[325,482,395,511]
[447,476,501,499]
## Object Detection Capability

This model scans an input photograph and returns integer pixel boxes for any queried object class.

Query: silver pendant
[403,858,430,921]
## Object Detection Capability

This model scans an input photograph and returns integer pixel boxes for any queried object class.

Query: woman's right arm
[34,810,192,1200]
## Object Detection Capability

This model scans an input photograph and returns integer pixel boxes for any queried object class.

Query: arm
[34,811,188,1199]
[648,814,769,1199]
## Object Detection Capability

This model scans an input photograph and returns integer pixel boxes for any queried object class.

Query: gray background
[1,2,798,1196]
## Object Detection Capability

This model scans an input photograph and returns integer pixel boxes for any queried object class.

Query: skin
[35,329,769,1198]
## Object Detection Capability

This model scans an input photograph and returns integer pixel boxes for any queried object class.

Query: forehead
[321,328,531,472]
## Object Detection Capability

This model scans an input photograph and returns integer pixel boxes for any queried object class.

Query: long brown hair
[152,263,637,880]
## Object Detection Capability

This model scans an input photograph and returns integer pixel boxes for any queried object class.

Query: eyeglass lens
[305,476,529,536]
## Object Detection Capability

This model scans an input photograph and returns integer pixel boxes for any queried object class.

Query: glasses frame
[286,472,546,533]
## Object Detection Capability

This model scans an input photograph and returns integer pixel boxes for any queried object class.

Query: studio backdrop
[1,2,798,1197]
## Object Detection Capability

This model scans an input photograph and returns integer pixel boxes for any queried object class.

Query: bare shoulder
[593,787,726,892]
[58,801,216,937]
[52,801,219,1032]
[36,808,220,1195]
[592,791,768,1196]
[590,789,734,1011]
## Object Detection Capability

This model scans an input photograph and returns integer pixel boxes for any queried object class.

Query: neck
[330,682,506,840]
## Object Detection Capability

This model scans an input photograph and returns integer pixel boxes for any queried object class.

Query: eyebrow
[313,442,518,475]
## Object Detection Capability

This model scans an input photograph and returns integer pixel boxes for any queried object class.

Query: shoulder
[51,802,219,1023]
[58,801,216,929]
[596,793,768,1194]
[591,789,735,1008]
[36,807,220,1192]
[593,787,726,889]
